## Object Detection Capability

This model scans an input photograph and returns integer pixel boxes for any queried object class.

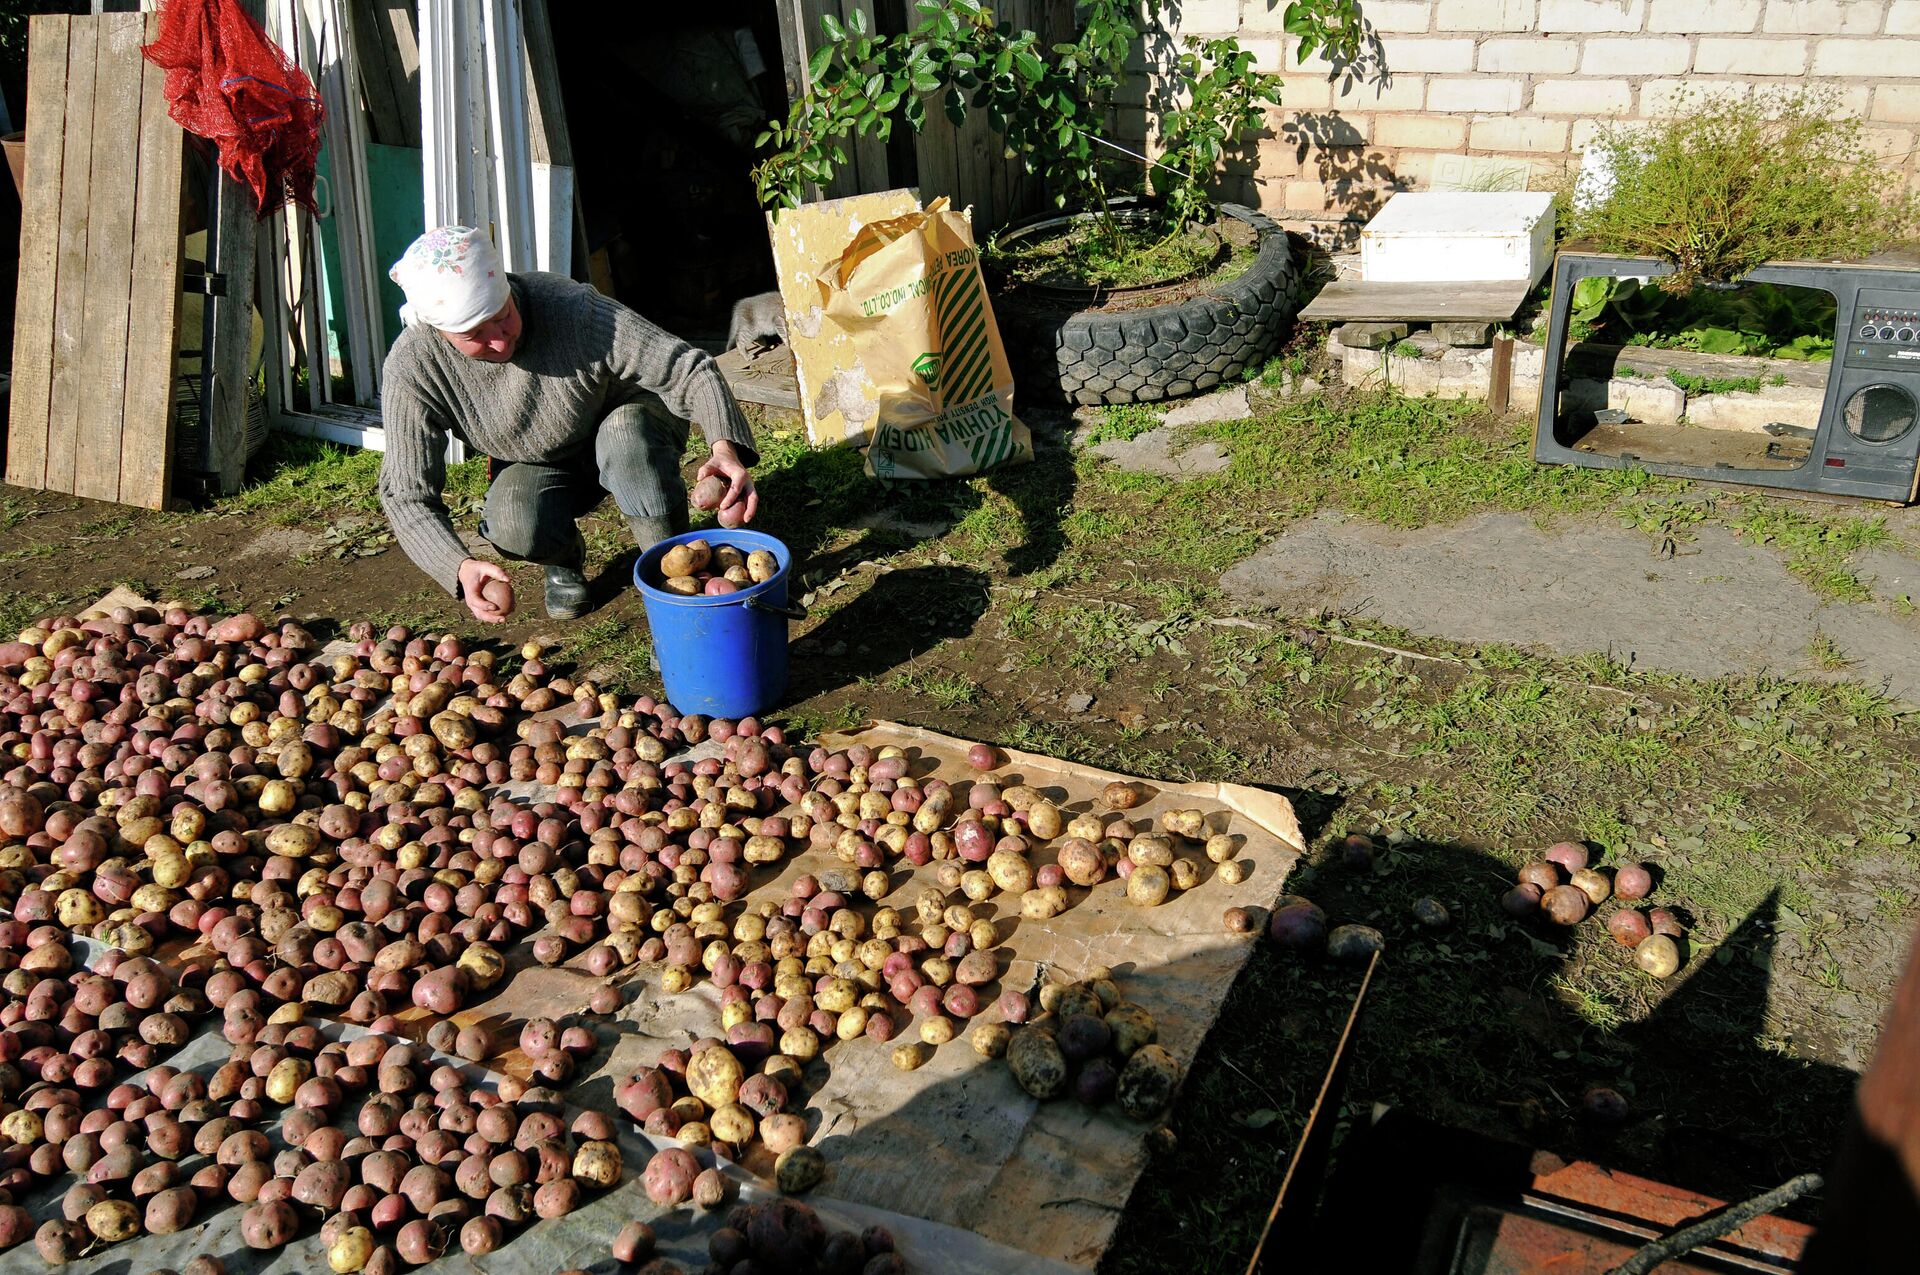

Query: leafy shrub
[1567,277,1837,361]
[1570,89,1915,290]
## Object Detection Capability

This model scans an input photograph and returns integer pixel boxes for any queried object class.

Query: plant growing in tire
[751,0,1379,405]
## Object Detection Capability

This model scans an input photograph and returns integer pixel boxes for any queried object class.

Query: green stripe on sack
[939,322,993,404]
[967,422,1012,471]
[931,277,994,406]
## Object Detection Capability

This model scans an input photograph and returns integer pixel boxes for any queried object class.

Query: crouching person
[378,226,760,621]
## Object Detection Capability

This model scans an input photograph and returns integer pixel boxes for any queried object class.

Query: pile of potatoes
[20,1018,624,1268]
[1500,842,1684,978]
[973,970,1183,1121]
[0,599,1240,1265]
[616,1197,906,1274]
[654,539,780,597]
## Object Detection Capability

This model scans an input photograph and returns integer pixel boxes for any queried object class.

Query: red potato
[643,1147,699,1206]
[1614,863,1653,900]
[690,476,727,511]
[240,1199,299,1249]
[480,579,514,615]
[1544,841,1589,873]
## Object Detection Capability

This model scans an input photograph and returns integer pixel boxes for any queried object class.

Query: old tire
[994,204,1303,406]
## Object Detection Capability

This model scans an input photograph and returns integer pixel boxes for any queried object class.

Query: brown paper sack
[818,198,1033,479]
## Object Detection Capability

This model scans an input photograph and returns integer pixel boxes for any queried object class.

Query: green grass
[1724,501,1890,601]
[218,435,488,527]
[1667,368,1764,395]
[0,589,82,638]
[1076,392,1670,573]
[562,613,655,691]
[886,665,982,709]
[0,494,48,531]
[1082,403,1163,448]
[1808,631,1852,670]
[1392,340,1424,358]
[987,218,1245,289]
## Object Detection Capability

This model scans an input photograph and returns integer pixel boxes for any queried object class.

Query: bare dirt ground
[4,370,1917,1271]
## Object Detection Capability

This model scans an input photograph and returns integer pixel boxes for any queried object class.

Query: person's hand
[457,558,514,623]
[697,440,759,525]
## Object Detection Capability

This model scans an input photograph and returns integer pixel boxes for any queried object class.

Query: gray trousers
[478,400,690,566]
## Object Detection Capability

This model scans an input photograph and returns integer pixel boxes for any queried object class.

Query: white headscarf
[389,226,512,333]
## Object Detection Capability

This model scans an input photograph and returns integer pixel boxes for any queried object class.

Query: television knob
[1881,326,1897,339]
[1900,328,1915,343]
[1862,323,1879,338]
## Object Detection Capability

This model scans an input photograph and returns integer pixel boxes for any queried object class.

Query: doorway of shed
[546,2,793,344]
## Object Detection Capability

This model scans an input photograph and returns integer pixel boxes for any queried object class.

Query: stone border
[1328,325,1830,432]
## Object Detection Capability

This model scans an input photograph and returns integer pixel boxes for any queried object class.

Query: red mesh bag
[142,0,325,218]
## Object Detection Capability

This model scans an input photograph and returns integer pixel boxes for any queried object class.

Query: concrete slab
[1162,384,1252,427]
[1091,425,1232,476]
[1219,511,1920,703]
[1687,385,1825,433]
[1858,547,1920,603]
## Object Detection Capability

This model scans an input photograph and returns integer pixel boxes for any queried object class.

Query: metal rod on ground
[1245,947,1380,1275]
[1605,1173,1825,1275]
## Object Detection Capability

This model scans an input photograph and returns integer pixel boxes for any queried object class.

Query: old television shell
[1534,249,1920,504]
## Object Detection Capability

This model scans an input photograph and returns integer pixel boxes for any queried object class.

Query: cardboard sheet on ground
[441,719,1305,1268]
[50,593,1305,1270]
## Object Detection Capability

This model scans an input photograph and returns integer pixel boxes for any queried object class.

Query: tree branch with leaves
[752,0,1373,245]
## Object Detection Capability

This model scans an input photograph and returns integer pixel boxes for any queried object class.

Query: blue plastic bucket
[632,529,801,720]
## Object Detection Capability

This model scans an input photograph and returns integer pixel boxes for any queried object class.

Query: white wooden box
[1360,192,1556,286]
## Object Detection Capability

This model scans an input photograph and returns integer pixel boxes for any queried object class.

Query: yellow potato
[746,550,779,583]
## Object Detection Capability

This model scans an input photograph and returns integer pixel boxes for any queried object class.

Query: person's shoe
[543,531,592,620]
[627,514,676,554]
[543,565,591,620]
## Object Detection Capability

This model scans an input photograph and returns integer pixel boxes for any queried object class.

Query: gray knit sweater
[378,272,757,595]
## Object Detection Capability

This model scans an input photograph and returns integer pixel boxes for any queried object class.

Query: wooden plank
[346,0,407,146]
[716,344,801,410]
[1299,277,1532,323]
[255,206,298,429]
[70,10,145,504]
[42,15,98,497]
[311,0,384,403]
[841,0,889,193]
[205,159,260,494]
[520,0,570,168]
[953,101,995,222]
[913,102,961,213]
[117,11,185,510]
[376,0,422,146]
[1489,334,1513,416]
[5,14,72,491]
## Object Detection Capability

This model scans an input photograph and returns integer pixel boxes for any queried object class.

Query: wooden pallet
[5,11,185,509]
[1299,277,1533,323]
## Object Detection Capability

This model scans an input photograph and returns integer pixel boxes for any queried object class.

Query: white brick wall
[1468,116,1571,150]
[1648,0,1763,31]
[1541,0,1649,32]
[1377,36,1479,71]
[1434,0,1539,31]
[1580,36,1693,74]
[1479,37,1584,71]
[1762,2,1883,34]
[1143,1,1917,215]
[1812,37,1920,73]
[1532,78,1635,113]
[1427,76,1528,112]
[1695,36,1811,72]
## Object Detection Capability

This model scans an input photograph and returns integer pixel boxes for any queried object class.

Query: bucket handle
[745,595,808,622]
